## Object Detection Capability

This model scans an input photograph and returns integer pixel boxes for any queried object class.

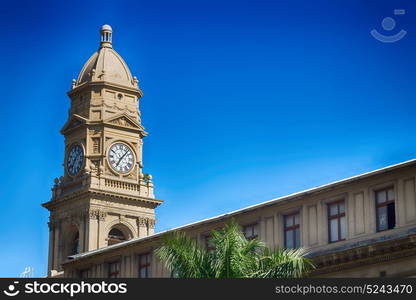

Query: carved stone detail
[110,116,136,128]
[92,138,100,153]
[98,210,107,221]
[137,216,148,227]
[90,160,100,174]
[137,216,155,228]
[103,103,136,114]
[148,218,156,229]
[88,127,101,135]
[87,209,107,221]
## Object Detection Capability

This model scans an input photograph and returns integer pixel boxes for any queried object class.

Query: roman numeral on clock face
[67,144,84,176]
[108,142,135,174]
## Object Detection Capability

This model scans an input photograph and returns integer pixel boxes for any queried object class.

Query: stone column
[78,215,86,253]
[150,248,159,278]
[97,210,107,248]
[258,216,265,243]
[301,204,309,247]
[273,214,280,249]
[366,188,377,234]
[137,217,148,237]
[53,220,61,271]
[148,218,156,235]
[47,222,55,273]
[275,214,284,248]
[86,210,99,251]
[317,200,326,246]
[346,192,355,239]
[396,179,406,228]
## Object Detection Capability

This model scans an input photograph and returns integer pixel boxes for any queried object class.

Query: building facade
[44,25,416,278]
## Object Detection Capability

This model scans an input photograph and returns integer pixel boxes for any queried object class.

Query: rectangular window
[79,269,89,279]
[243,223,259,240]
[284,213,300,249]
[204,235,215,252]
[327,201,346,243]
[108,261,120,278]
[376,187,396,231]
[138,253,151,278]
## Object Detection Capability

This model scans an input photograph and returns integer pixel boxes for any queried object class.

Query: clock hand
[116,151,129,167]
[73,156,80,170]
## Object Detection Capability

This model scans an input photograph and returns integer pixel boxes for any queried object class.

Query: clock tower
[42,25,162,276]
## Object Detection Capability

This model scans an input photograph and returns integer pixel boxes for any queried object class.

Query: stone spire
[100,24,113,48]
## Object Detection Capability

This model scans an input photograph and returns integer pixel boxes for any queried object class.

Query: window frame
[327,200,346,243]
[375,187,395,232]
[243,223,259,240]
[107,228,127,246]
[138,252,151,278]
[283,212,300,249]
[204,234,215,252]
[72,232,80,255]
[79,268,89,279]
[108,260,121,278]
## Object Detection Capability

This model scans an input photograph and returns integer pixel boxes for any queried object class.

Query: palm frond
[155,219,314,278]
[210,219,254,277]
[155,231,213,278]
[252,248,315,278]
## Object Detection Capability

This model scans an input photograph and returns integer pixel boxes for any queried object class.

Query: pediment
[60,114,88,134]
[104,113,146,134]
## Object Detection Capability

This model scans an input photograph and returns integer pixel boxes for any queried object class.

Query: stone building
[43,25,416,278]
[42,25,161,277]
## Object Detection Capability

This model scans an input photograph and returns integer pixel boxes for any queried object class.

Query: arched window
[107,228,127,246]
[72,232,80,255]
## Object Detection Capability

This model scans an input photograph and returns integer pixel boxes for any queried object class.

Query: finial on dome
[100,24,113,48]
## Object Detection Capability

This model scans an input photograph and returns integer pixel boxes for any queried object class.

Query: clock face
[67,144,84,176]
[108,142,135,174]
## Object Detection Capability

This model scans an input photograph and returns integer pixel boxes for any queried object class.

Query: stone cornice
[42,188,162,211]
[60,114,88,135]
[309,234,416,276]
[48,208,109,229]
[88,188,162,206]
[61,117,147,136]
[67,80,143,97]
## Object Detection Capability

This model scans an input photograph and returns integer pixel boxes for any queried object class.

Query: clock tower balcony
[49,173,161,206]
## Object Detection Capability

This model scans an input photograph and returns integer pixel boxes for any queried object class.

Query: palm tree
[155,219,314,278]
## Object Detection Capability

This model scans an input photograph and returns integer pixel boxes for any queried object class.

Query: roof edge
[66,158,416,263]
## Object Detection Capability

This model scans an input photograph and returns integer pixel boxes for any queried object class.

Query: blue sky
[0,0,415,277]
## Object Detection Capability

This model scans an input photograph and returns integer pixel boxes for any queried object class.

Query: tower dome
[75,25,137,88]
